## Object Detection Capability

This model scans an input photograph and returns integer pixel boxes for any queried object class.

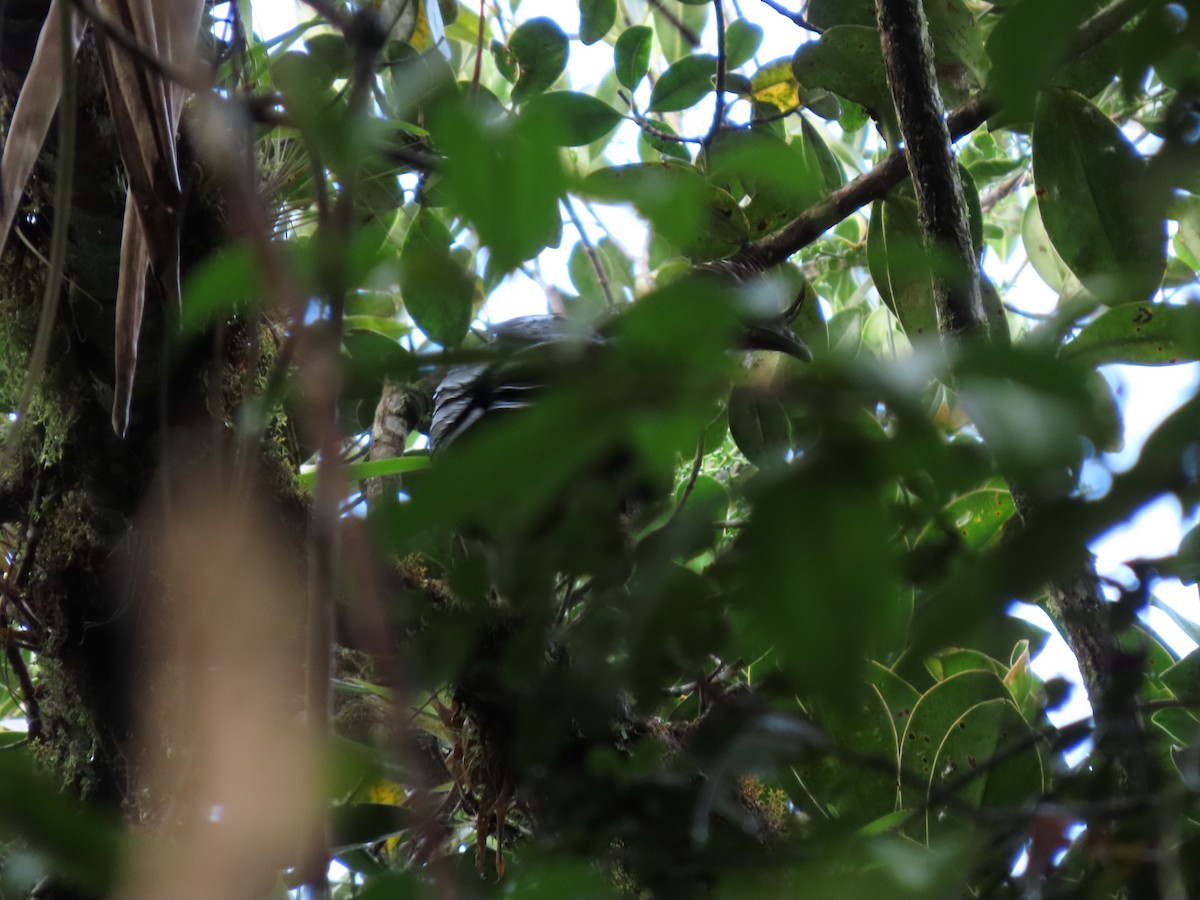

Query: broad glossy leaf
[750,57,800,112]
[1020,196,1075,294]
[432,101,566,273]
[866,662,921,735]
[614,25,653,90]
[1061,302,1200,366]
[649,54,718,113]
[939,483,1015,550]
[866,196,940,342]
[652,3,709,63]
[898,669,1010,811]
[567,236,634,308]
[1175,521,1200,585]
[929,699,1043,824]
[724,19,764,70]
[579,0,616,45]
[800,114,844,193]
[306,33,352,78]
[399,207,474,347]
[1032,89,1166,304]
[521,91,622,146]
[727,387,791,466]
[705,130,825,229]
[794,687,900,822]
[986,0,1102,118]
[791,26,898,142]
[509,17,569,101]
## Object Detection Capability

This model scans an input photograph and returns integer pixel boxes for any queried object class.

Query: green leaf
[705,130,825,230]
[1166,522,1200,588]
[928,699,1043,826]
[985,0,1102,119]
[431,100,566,273]
[580,161,748,260]
[649,53,718,113]
[724,19,764,70]
[807,0,875,29]
[298,456,431,488]
[398,207,475,347]
[731,445,900,701]
[490,38,517,83]
[567,237,634,308]
[306,33,352,78]
[793,687,900,823]
[750,56,801,112]
[935,483,1016,550]
[614,25,653,91]
[1032,89,1166,304]
[180,243,263,332]
[898,669,1010,811]
[800,114,844,193]
[509,17,570,101]
[637,117,692,162]
[521,91,622,146]
[1060,302,1200,367]
[791,26,898,142]
[579,0,617,45]
[727,387,791,466]
[866,196,940,342]
[1020,195,1075,293]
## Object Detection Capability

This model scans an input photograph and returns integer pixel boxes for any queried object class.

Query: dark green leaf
[985,0,1102,119]
[1061,302,1200,366]
[432,100,566,273]
[1177,522,1200,586]
[637,117,693,162]
[306,33,352,78]
[800,114,844,193]
[509,17,570,101]
[180,243,263,332]
[866,196,940,342]
[724,19,764,70]
[649,54,718,113]
[928,699,1043,825]
[399,207,475,347]
[614,25,653,90]
[898,669,1010,811]
[580,161,748,259]
[521,91,622,146]
[791,26,898,142]
[1032,89,1167,304]
[490,38,518,82]
[579,0,617,45]
[807,0,875,29]
[727,387,791,466]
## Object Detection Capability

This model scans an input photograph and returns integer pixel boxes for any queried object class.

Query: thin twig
[706,0,727,146]
[647,0,702,47]
[562,196,617,311]
[757,0,821,31]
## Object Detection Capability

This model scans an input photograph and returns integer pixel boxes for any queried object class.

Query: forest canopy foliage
[1,0,1200,897]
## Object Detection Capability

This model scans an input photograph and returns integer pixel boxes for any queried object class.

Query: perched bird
[430,291,811,454]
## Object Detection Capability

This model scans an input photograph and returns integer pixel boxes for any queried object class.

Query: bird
[429,279,811,455]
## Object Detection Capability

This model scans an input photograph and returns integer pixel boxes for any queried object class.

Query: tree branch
[735,0,1151,271]
[873,0,1149,799]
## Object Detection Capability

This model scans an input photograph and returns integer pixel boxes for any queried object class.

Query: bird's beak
[741,322,813,362]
